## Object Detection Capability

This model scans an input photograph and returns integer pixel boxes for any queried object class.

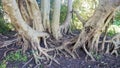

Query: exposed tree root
[28,36,59,65]
[105,44,110,54]
[2,0,120,67]
[83,44,95,61]
[46,31,120,62]
[1,30,120,66]
[60,24,70,35]
[22,57,33,68]
[47,35,78,58]
[1,32,120,66]
[0,48,17,60]
[91,33,101,53]
[111,34,120,56]
[0,38,17,48]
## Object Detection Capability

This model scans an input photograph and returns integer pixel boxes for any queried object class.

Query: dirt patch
[46,54,120,68]
[0,32,120,68]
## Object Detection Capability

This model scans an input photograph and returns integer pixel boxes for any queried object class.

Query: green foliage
[73,0,97,20]
[0,0,2,9]
[0,60,7,68]
[71,0,98,30]
[113,20,120,26]
[91,52,101,60]
[0,18,12,34]
[113,11,120,26]
[107,11,120,36]
[94,54,101,60]
[60,4,67,24]
[5,50,27,62]
[107,28,116,36]
[72,14,83,30]
[0,1,13,34]
[0,50,27,67]
[39,64,44,68]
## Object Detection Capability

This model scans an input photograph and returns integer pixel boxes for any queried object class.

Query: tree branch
[73,9,86,25]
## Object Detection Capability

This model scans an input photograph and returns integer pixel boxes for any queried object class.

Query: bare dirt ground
[0,32,120,68]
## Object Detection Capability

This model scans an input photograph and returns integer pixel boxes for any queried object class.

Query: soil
[0,32,120,68]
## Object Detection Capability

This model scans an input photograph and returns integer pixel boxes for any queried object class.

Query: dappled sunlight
[108,25,120,33]
[82,1,90,11]
[74,21,83,29]
[72,0,98,29]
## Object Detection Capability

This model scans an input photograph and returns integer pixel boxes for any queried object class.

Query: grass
[5,50,27,62]
[0,50,27,68]
[0,60,7,68]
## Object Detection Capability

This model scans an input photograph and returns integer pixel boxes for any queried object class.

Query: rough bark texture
[51,0,62,39]
[73,0,120,60]
[2,0,120,65]
[2,0,53,64]
[41,0,51,33]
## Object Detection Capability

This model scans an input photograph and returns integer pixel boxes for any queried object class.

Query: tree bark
[41,0,51,33]
[73,0,120,58]
[2,0,120,64]
[2,0,52,64]
[51,0,62,39]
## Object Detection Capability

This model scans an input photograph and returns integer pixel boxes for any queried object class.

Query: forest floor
[0,31,120,68]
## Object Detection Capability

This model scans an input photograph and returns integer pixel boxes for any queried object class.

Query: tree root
[105,44,110,54]
[22,57,33,68]
[110,34,120,56]
[83,44,95,61]
[30,40,59,65]
[0,48,17,60]
[0,38,18,48]
[60,23,70,35]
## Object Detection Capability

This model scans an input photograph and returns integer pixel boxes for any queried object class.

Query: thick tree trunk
[51,0,62,39]
[41,0,51,33]
[73,0,120,60]
[26,0,44,31]
[2,0,58,64]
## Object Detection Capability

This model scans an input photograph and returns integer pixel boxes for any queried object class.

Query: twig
[22,57,33,68]
[0,38,17,48]
[0,48,16,60]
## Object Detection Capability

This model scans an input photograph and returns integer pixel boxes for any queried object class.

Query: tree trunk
[51,0,62,40]
[2,0,120,65]
[2,0,58,64]
[41,0,51,33]
[73,0,120,60]
[60,0,73,34]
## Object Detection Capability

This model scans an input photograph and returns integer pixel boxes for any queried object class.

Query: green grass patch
[5,50,27,62]
[0,60,7,68]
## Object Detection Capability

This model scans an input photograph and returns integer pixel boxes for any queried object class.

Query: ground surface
[0,32,120,68]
